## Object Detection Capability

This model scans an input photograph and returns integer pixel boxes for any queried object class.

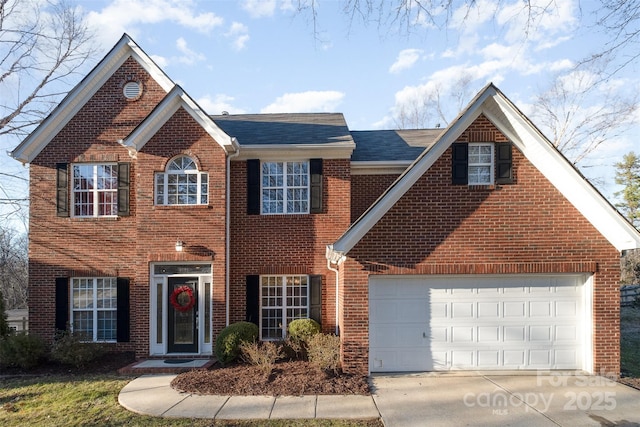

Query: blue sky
[2,0,639,227]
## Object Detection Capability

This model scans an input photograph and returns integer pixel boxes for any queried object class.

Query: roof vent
[222,111,229,115]
[123,81,142,100]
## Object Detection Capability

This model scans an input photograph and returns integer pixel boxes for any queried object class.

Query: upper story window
[73,164,118,217]
[155,155,208,206]
[262,161,309,214]
[468,143,494,185]
[451,142,513,186]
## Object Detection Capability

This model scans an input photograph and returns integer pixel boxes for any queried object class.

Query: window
[155,156,208,205]
[261,161,309,214]
[260,275,308,339]
[72,164,118,217]
[71,278,117,341]
[468,143,494,185]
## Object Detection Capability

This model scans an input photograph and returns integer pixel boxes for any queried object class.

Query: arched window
[155,156,208,205]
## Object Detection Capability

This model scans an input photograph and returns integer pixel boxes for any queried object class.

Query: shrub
[240,340,283,378]
[0,291,10,338]
[288,318,321,344]
[50,330,106,368]
[215,321,259,365]
[307,333,341,375]
[0,332,46,369]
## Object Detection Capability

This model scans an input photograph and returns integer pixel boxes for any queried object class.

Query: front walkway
[118,374,380,420]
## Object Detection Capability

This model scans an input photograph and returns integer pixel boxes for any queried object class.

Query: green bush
[215,321,259,365]
[288,318,321,343]
[307,333,341,375]
[50,330,106,368]
[0,332,47,369]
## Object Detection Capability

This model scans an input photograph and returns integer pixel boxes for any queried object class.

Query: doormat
[163,359,195,364]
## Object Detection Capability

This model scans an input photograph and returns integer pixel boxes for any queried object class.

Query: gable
[10,34,174,164]
[327,83,640,262]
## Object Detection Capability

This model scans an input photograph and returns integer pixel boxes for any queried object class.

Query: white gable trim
[10,34,174,163]
[327,84,640,263]
[121,86,237,154]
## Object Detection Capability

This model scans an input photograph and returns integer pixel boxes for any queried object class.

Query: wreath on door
[170,285,195,312]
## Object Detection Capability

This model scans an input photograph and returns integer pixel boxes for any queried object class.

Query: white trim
[327,83,640,261]
[10,34,174,164]
[350,161,411,175]
[233,143,354,161]
[122,86,236,154]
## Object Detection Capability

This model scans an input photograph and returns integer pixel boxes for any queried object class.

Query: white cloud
[150,54,168,68]
[85,0,223,47]
[389,49,423,74]
[242,0,277,18]
[175,37,205,65]
[226,22,250,51]
[261,91,345,113]
[197,94,246,115]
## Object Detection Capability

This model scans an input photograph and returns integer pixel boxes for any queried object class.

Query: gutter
[226,138,240,326]
[325,245,346,336]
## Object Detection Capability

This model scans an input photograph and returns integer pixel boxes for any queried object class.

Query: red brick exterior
[26,52,622,376]
[340,115,620,375]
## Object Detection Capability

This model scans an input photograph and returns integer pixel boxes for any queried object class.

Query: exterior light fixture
[175,240,184,252]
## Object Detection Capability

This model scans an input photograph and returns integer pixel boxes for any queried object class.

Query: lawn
[621,305,640,378]
[0,374,381,427]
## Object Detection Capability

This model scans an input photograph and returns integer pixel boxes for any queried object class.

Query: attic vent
[123,81,142,100]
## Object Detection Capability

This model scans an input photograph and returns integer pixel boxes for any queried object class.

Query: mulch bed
[171,360,371,396]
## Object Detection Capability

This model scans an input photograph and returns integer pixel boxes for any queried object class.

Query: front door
[168,277,198,353]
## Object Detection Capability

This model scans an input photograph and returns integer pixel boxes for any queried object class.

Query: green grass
[0,374,381,427]
[621,306,640,377]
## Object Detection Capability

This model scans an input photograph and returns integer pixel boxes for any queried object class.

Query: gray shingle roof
[212,113,354,146]
[350,129,442,162]
[212,113,442,161]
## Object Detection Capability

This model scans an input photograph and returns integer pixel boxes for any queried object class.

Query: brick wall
[341,115,621,376]
[229,158,351,333]
[351,174,399,222]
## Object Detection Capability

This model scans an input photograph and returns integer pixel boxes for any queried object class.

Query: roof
[10,34,174,164]
[350,129,441,162]
[326,83,640,263]
[212,113,353,146]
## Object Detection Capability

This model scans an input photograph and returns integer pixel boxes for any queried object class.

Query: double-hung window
[261,161,309,214]
[71,278,117,341]
[260,275,308,340]
[72,164,118,217]
[468,143,494,185]
[155,155,208,205]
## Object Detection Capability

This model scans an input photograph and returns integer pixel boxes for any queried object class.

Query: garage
[369,275,590,372]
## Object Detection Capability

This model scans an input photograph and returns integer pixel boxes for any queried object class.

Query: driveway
[371,373,640,427]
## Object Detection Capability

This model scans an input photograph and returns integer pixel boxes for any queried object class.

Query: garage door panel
[370,275,586,372]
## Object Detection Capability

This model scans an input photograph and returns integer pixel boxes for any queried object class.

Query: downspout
[327,259,340,336]
[226,138,240,326]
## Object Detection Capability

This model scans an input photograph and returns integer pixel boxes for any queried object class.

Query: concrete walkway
[118,374,380,420]
[119,372,640,425]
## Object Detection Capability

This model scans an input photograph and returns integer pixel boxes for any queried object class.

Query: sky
[2,0,639,230]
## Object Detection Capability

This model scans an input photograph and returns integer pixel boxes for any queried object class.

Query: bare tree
[0,225,27,309]
[0,0,96,139]
[530,58,639,165]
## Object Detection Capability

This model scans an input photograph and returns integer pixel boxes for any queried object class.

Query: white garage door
[369,275,588,372]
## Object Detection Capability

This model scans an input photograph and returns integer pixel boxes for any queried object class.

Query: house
[11,34,640,376]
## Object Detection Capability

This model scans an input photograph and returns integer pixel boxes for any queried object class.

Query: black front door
[168,277,198,353]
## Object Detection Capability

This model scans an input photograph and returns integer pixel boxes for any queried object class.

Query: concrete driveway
[371,373,640,427]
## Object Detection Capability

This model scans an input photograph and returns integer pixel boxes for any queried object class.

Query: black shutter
[309,275,322,325]
[116,278,130,342]
[309,159,323,214]
[247,159,260,215]
[246,275,260,325]
[451,143,468,185]
[56,163,69,217]
[117,163,130,216]
[55,277,69,331]
[496,143,514,184]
